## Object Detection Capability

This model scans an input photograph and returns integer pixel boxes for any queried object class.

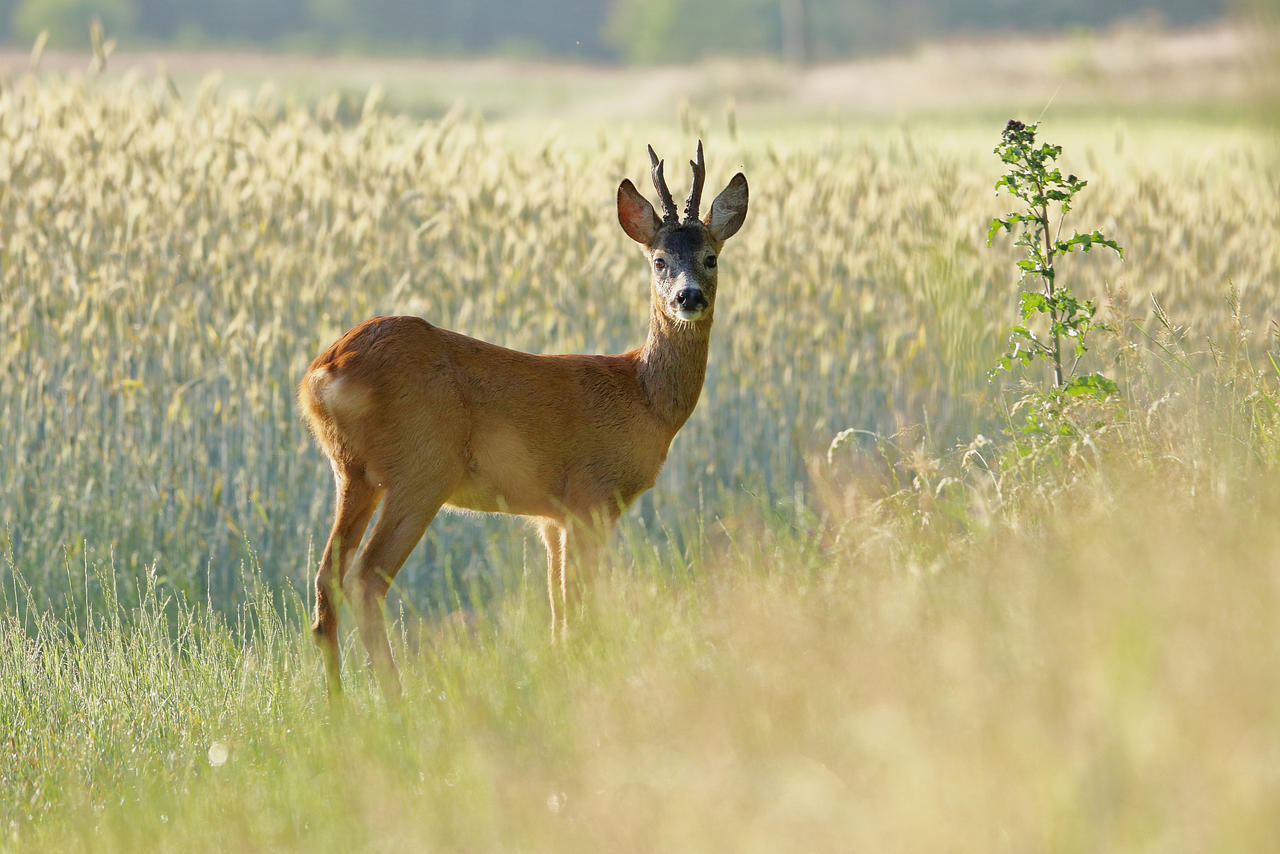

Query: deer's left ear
[705,173,748,244]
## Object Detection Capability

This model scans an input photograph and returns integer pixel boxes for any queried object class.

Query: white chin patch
[674,308,705,322]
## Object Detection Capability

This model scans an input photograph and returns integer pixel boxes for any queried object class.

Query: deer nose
[675,288,707,312]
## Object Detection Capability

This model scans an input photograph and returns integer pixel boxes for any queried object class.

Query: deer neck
[637,302,712,431]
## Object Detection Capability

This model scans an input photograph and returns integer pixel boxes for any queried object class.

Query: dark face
[616,144,748,322]
[648,224,719,324]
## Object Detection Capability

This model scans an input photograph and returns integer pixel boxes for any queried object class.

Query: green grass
[0,53,1278,851]
[5,452,1280,852]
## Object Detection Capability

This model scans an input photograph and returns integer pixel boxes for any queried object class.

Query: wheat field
[1,45,1279,851]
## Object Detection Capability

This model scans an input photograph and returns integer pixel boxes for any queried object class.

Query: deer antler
[648,145,679,223]
[683,140,705,224]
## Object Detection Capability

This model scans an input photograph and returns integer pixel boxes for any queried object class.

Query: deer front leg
[538,520,568,642]
[542,509,618,642]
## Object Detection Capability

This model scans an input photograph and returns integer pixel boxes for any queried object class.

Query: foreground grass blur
[4,393,1279,851]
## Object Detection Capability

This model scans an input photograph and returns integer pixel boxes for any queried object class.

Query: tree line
[0,0,1228,62]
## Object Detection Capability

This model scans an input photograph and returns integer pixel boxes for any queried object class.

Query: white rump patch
[311,368,374,419]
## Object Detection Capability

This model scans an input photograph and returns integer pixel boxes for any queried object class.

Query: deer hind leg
[313,470,380,697]
[348,479,455,701]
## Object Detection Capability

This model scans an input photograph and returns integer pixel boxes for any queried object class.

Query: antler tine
[648,144,679,223]
[683,140,705,223]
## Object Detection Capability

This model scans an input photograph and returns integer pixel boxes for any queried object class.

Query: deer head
[617,141,749,324]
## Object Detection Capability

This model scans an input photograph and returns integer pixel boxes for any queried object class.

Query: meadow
[1,30,1279,851]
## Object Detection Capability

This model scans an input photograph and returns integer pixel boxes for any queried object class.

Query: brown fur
[299,144,748,698]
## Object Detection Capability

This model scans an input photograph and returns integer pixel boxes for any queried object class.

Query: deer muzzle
[672,286,709,322]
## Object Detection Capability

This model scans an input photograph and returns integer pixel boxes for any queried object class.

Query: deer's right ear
[617,179,661,246]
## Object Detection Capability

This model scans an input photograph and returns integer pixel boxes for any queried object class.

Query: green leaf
[1057,230,1123,258]
[1063,373,1120,399]
[987,218,1004,245]
[1019,291,1050,318]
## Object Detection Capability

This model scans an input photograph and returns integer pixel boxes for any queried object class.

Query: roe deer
[298,142,748,698]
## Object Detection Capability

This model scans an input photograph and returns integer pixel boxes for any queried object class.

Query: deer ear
[617,179,661,246]
[705,173,748,244]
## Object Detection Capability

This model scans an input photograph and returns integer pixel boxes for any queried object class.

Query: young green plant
[988,119,1123,398]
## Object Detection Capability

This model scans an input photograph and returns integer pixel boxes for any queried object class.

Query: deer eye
[704,255,717,268]
[653,258,667,271]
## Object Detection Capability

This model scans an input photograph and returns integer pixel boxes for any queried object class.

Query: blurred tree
[604,0,1229,63]
[606,0,778,62]
[780,0,804,63]
[805,0,937,59]
[13,0,133,45]
[0,0,15,41]
[299,0,609,55]
[186,0,306,43]
[2,0,1233,58]
[937,0,1227,31]
[304,0,358,45]
[129,0,189,40]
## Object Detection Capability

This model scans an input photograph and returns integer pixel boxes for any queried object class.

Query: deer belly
[562,454,663,515]
[446,427,558,517]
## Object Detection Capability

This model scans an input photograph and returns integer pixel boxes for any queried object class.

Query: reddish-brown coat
[300,144,747,699]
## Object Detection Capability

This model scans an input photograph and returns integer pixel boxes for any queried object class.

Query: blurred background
[0,0,1238,61]
[0,0,1271,135]
[0,0,1273,128]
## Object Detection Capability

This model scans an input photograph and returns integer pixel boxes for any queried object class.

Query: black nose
[675,288,707,311]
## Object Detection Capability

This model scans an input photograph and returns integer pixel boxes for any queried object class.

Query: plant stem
[1040,199,1063,387]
